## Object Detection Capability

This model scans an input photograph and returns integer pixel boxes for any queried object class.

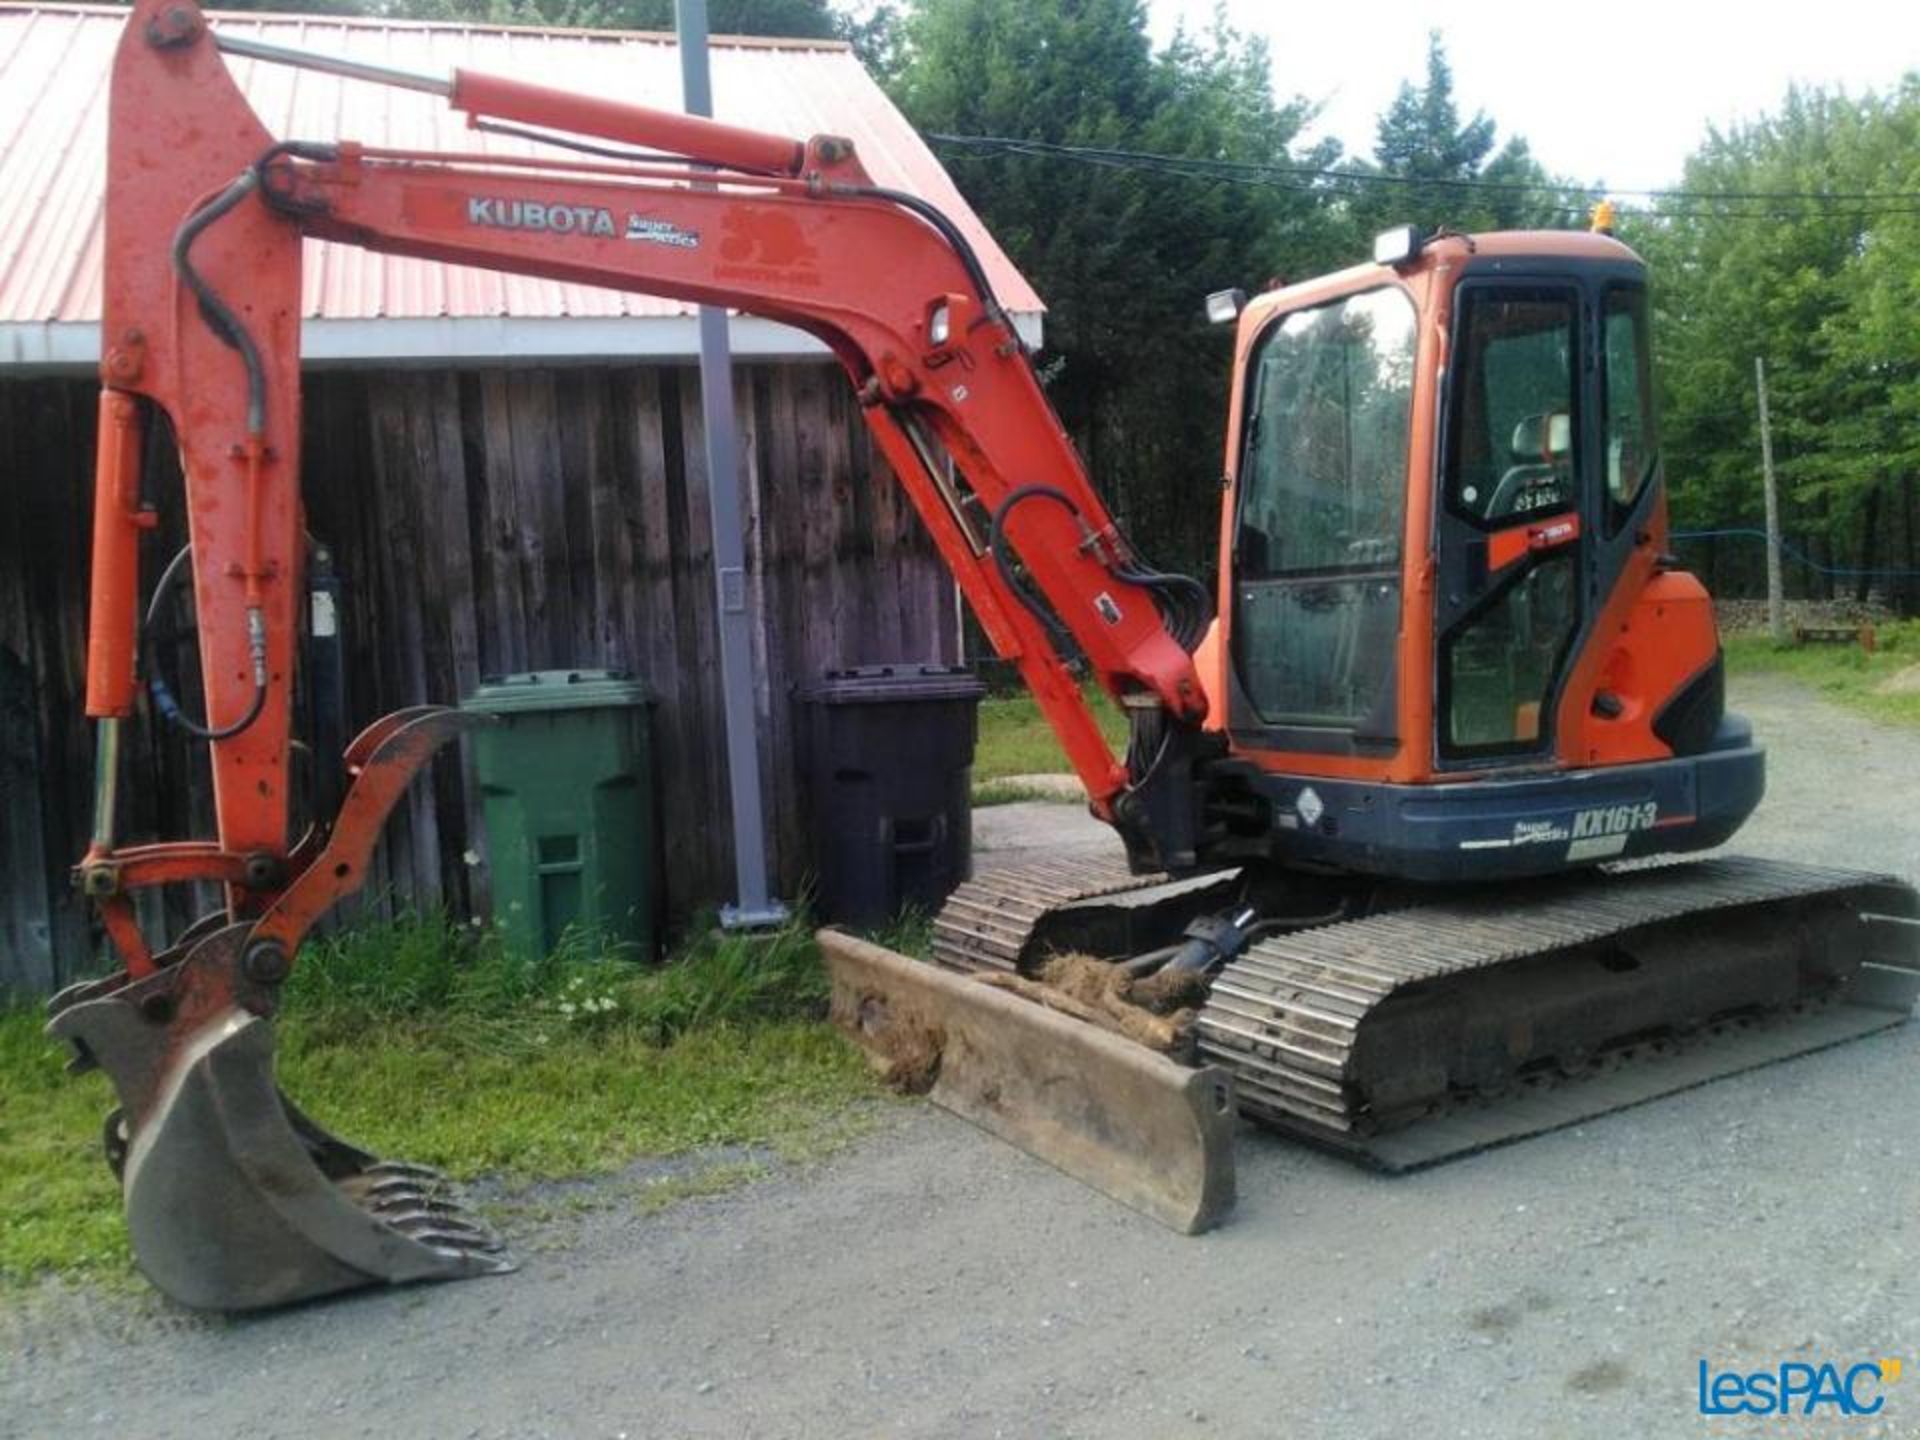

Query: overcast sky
[1147,0,1919,189]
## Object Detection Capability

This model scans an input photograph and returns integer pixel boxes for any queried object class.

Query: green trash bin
[461,670,657,961]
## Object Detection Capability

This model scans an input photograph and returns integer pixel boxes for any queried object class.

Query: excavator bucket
[47,923,511,1311]
[819,928,1237,1235]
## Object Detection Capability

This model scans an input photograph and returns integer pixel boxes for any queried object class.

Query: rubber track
[930,856,1169,974]
[1195,854,1911,1140]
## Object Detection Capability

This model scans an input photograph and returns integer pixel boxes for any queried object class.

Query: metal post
[1756,356,1786,645]
[676,0,786,929]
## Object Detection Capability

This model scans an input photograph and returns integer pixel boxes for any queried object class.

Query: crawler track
[931,856,1185,974]
[1196,856,1920,1167]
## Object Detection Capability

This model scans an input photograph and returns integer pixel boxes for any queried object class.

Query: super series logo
[1461,802,1661,859]
[466,197,700,248]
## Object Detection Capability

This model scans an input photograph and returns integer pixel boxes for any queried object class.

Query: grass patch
[0,915,877,1292]
[972,777,1081,807]
[974,679,1128,784]
[0,1014,126,1285]
[861,906,934,961]
[1723,620,1920,730]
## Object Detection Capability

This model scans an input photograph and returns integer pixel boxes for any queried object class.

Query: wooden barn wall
[0,362,959,992]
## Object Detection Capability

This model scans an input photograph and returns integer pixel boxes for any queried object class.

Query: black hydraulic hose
[988,485,1082,648]
[251,140,343,218]
[833,183,1011,335]
[1111,556,1211,651]
[165,163,308,743]
[988,484,1212,655]
[142,544,268,742]
[173,173,270,434]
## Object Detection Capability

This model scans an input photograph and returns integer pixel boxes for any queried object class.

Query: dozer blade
[820,928,1236,1234]
[47,924,512,1311]
[1197,856,1920,1170]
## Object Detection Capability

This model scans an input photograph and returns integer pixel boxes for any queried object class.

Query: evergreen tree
[890,0,1342,570]
[1345,33,1578,235]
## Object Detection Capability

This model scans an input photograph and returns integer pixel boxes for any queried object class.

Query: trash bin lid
[798,664,985,705]
[461,669,655,713]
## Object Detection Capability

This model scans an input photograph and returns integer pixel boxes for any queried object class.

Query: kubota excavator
[53,0,1919,1310]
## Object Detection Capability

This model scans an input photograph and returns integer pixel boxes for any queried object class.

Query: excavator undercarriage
[822,852,1920,1230]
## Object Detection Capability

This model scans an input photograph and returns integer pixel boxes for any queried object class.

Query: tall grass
[285,910,831,1044]
[1,910,876,1286]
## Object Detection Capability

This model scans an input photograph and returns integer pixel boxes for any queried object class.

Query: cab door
[1227,286,1419,756]
[1432,281,1587,767]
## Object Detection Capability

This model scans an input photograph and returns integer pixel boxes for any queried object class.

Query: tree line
[1626,86,1920,612]
[195,0,1920,611]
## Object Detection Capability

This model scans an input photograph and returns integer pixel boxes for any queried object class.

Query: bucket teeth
[383,1208,493,1237]
[372,1199,508,1252]
[364,1159,450,1183]
[366,1191,462,1216]
[404,1224,509,1256]
[363,1174,450,1201]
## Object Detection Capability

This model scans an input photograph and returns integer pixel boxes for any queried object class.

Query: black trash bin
[799,664,986,925]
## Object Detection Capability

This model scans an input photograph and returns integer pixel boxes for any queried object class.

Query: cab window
[1446,287,1578,526]
[1233,286,1415,730]
[1603,284,1657,530]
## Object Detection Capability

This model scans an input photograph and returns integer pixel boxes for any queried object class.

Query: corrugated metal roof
[0,2,1041,340]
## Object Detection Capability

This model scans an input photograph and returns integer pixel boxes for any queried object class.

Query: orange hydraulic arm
[81,0,1211,977]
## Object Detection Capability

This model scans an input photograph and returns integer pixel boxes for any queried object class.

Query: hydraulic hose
[164,170,285,742]
[143,544,267,742]
[988,485,1212,656]
[987,485,1081,649]
[173,173,269,435]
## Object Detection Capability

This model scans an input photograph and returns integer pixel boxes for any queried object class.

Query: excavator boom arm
[85,1,1209,980]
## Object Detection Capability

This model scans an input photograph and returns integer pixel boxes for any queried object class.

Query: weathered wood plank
[475,371,532,676]
[2,360,961,986]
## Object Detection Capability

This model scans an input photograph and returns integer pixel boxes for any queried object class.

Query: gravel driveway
[5,673,1916,1440]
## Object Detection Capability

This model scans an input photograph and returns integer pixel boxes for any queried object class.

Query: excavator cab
[910,229,1914,1199]
[1199,230,1767,883]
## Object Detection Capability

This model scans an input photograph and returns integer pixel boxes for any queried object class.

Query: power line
[1672,528,1920,578]
[925,133,1920,220]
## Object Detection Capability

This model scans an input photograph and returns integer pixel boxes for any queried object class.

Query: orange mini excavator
[53,0,1919,1309]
